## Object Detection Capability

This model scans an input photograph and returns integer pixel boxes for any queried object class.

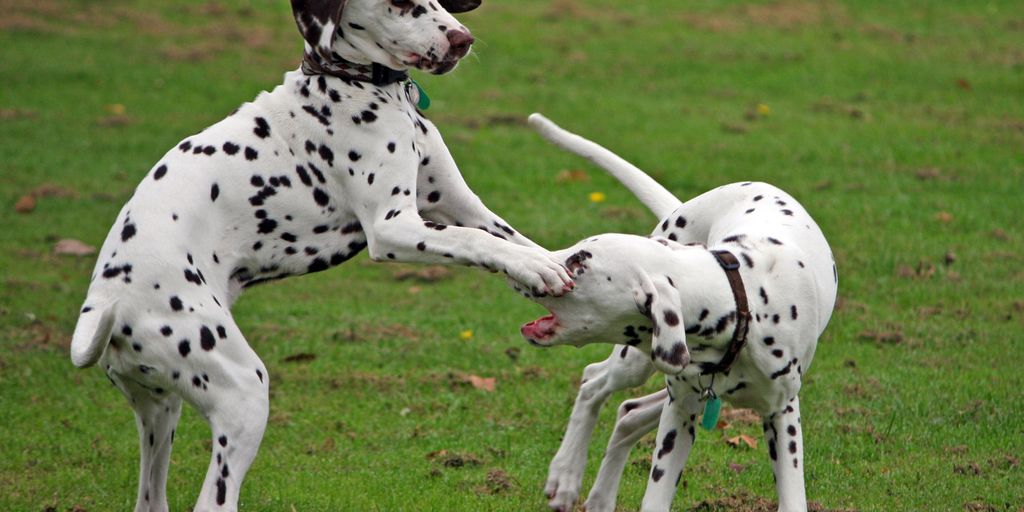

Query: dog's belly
[89,114,372,307]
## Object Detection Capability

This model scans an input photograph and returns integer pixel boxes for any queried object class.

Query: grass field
[2,0,1023,510]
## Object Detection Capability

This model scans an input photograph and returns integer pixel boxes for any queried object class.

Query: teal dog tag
[700,396,721,431]
[413,80,430,110]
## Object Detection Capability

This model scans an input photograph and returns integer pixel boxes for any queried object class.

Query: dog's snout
[446,30,474,57]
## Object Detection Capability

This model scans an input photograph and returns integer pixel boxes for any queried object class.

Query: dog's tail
[528,113,682,219]
[70,297,117,368]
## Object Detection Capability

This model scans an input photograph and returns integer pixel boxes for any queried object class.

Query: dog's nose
[446,30,474,57]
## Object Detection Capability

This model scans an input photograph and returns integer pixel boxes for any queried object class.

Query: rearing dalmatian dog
[68,3,574,511]
[515,115,837,512]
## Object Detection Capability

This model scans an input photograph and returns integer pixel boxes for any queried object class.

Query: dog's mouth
[521,313,559,345]
[403,53,463,75]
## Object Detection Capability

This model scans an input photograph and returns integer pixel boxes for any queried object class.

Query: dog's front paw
[582,494,616,512]
[505,247,574,297]
[545,471,582,512]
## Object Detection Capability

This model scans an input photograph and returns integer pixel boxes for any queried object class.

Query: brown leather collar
[701,250,751,375]
[301,51,408,86]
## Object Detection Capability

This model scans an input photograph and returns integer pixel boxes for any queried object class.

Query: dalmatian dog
[67,2,576,510]
[515,114,837,512]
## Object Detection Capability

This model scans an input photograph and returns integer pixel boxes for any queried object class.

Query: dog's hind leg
[764,396,807,512]
[109,374,183,512]
[583,388,667,512]
[545,345,655,512]
[189,330,270,512]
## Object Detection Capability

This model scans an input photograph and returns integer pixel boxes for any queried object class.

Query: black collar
[301,52,408,86]
[700,250,752,375]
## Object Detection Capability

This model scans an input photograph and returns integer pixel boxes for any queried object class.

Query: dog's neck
[302,53,408,86]
[667,248,747,352]
[301,39,408,86]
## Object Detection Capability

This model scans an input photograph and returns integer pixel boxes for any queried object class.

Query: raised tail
[70,299,117,368]
[528,113,682,219]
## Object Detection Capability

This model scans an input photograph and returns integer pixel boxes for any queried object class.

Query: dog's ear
[438,0,481,13]
[291,0,347,60]
[635,274,690,375]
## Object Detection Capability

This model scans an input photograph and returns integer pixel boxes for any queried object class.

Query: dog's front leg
[415,119,543,249]
[545,345,656,512]
[584,388,667,512]
[764,396,808,512]
[639,379,701,512]
[360,203,573,295]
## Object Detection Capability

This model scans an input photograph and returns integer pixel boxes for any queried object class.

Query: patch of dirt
[96,114,136,127]
[718,407,761,426]
[678,1,848,33]
[600,206,646,220]
[857,329,903,345]
[544,0,636,24]
[896,259,940,280]
[944,445,969,455]
[281,352,316,363]
[1,0,290,67]
[990,453,1020,471]
[842,377,882,399]
[327,371,406,391]
[0,108,37,120]
[963,503,998,512]
[688,489,857,512]
[811,97,870,121]
[448,113,526,130]
[391,265,453,282]
[953,462,983,476]
[426,449,483,468]
[330,322,421,343]
[476,468,515,495]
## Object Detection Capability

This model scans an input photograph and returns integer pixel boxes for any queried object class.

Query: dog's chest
[92,72,436,300]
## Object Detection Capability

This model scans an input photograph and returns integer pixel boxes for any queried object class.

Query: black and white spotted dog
[68,3,575,510]
[514,115,838,512]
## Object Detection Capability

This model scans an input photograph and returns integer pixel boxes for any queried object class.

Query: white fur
[516,115,837,512]
[69,4,573,511]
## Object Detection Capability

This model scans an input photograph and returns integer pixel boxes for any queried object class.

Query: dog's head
[292,0,479,75]
[512,234,694,374]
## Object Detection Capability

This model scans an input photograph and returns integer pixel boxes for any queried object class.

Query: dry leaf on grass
[720,407,761,425]
[14,194,36,213]
[53,239,97,256]
[448,372,496,392]
[282,352,316,363]
[468,375,495,392]
[555,169,590,183]
[725,434,758,449]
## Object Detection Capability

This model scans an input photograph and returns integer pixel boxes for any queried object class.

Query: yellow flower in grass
[459,329,474,340]
[589,191,606,203]
[756,103,771,116]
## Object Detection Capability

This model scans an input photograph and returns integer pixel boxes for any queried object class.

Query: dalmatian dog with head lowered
[514,114,837,512]
[68,3,575,511]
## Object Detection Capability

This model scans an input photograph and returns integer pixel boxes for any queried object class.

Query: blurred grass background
[1,0,1022,510]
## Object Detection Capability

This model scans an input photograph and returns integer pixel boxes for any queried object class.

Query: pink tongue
[521,314,557,340]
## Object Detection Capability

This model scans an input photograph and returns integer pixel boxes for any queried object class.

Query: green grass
[2,0,1023,510]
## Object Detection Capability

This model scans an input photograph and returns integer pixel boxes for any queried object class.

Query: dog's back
[657,181,837,338]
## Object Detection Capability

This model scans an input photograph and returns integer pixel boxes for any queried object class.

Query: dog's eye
[390,0,412,8]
